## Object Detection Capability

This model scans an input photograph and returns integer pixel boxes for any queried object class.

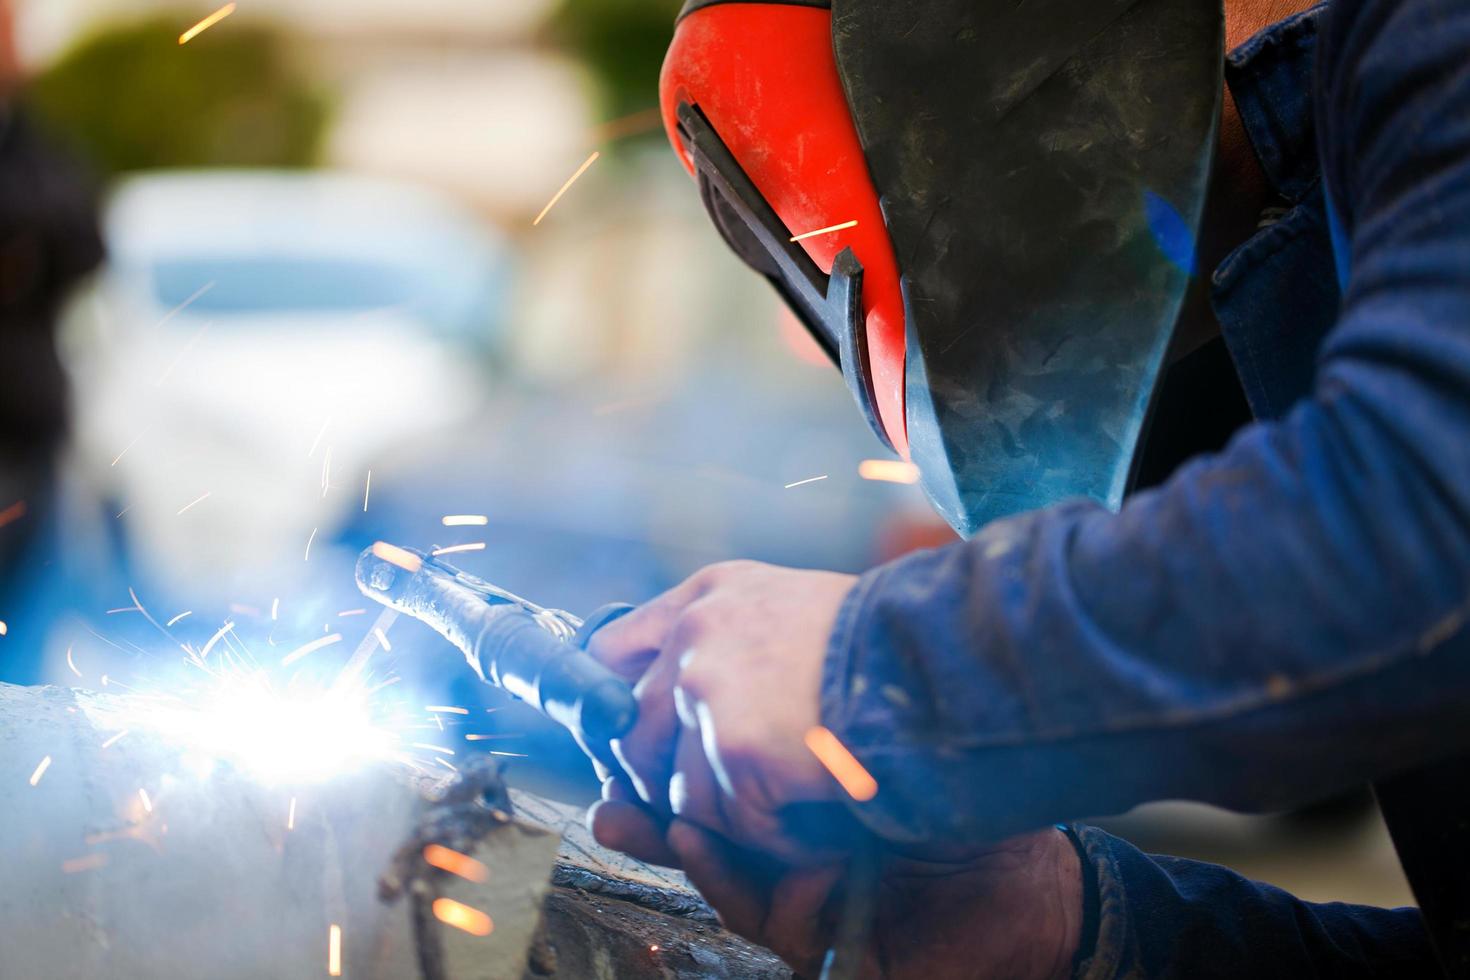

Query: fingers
[667,820,770,940]
[609,651,683,811]
[587,796,680,868]
[585,572,710,681]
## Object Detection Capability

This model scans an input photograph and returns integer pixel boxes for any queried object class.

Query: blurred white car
[61,170,511,599]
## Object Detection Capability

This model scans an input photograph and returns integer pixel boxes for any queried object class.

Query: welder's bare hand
[659,821,1082,980]
[586,560,857,861]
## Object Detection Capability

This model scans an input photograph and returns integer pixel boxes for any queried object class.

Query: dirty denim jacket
[821,0,1470,973]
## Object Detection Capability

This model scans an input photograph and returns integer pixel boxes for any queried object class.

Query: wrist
[1038,827,1085,980]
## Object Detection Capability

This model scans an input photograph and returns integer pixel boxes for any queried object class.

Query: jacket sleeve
[1069,825,1434,979]
[820,0,1470,846]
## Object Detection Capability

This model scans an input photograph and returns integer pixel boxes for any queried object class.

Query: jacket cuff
[1070,825,1133,980]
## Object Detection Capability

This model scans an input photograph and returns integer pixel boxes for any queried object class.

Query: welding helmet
[661,0,1223,536]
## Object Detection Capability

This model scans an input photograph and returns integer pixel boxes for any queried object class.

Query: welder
[576,0,1470,975]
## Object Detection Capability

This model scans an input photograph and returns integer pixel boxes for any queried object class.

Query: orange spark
[784,475,828,489]
[533,151,600,226]
[29,755,52,786]
[372,541,422,574]
[100,730,129,750]
[287,797,297,830]
[62,853,109,874]
[432,898,494,937]
[858,459,921,485]
[423,844,489,883]
[804,726,878,802]
[280,633,342,667]
[431,543,485,557]
[0,499,28,529]
[591,107,664,143]
[441,515,488,527]
[0,620,7,636]
[327,923,342,976]
[790,219,859,243]
[179,3,236,44]
[138,788,153,813]
[176,491,211,515]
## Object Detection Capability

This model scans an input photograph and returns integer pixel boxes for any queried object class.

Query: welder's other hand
[668,821,1083,980]
[586,560,857,860]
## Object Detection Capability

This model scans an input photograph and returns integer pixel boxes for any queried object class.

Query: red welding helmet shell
[663,0,1222,538]
[659,0,908,457]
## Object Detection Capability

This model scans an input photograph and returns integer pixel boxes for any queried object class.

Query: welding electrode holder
[354,546,638,753]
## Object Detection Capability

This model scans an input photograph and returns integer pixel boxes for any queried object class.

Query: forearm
[822,388,1470,843]
[1070,825,1433,979]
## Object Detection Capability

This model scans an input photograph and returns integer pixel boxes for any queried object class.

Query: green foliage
[550,0,682,127]
[26,13,330,178]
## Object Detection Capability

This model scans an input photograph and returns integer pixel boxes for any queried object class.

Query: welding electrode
[354,546,637,752]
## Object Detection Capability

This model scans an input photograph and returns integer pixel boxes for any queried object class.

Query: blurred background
[0,0,1411,913]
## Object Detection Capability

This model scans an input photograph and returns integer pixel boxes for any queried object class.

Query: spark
[803,726,878,802]
[435,758,459,772]
[487,750,528,758]
[592,396,649,417]
[425,706,468,715]
[0,620,6,636]
[431,898,493,937]
[138,788,153,813]
[155,321,209,386]
[280,633,342,667]
[431,543,485,557]
[307,417,331,458]
[0,499,25,529]
[199,621,235,660]
[591,107,664,143]
[106,605,140,615]
[66,645,81,677]
[321,447,332,498]
[423,844,489,883]
[465,733,519,741]
[650,945,661,953]
[338,609,366,618]
[287,796,297,830]
[304,527,318,561]
[179,3,235,45]
[271,598,279,621]
[115,505,133,519]
[176,492,211,515]
[166,610,193,627]
[411,742,454,755]
[110,432,144,467]
[533,151,600,226]
[784,475,829,489]
[363,470,372,512]
[327,923,342,977]
[790,219,859,243]
[100,730,129,750]
[441,515,488,527]
[858,459,921,485]
[373,628,392,652]
[154,280,216,328]
[28,755,52,786]
[62,853,109,874]
[372,541,422,574]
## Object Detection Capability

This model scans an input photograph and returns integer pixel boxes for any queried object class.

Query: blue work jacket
[821,0,1470,973]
